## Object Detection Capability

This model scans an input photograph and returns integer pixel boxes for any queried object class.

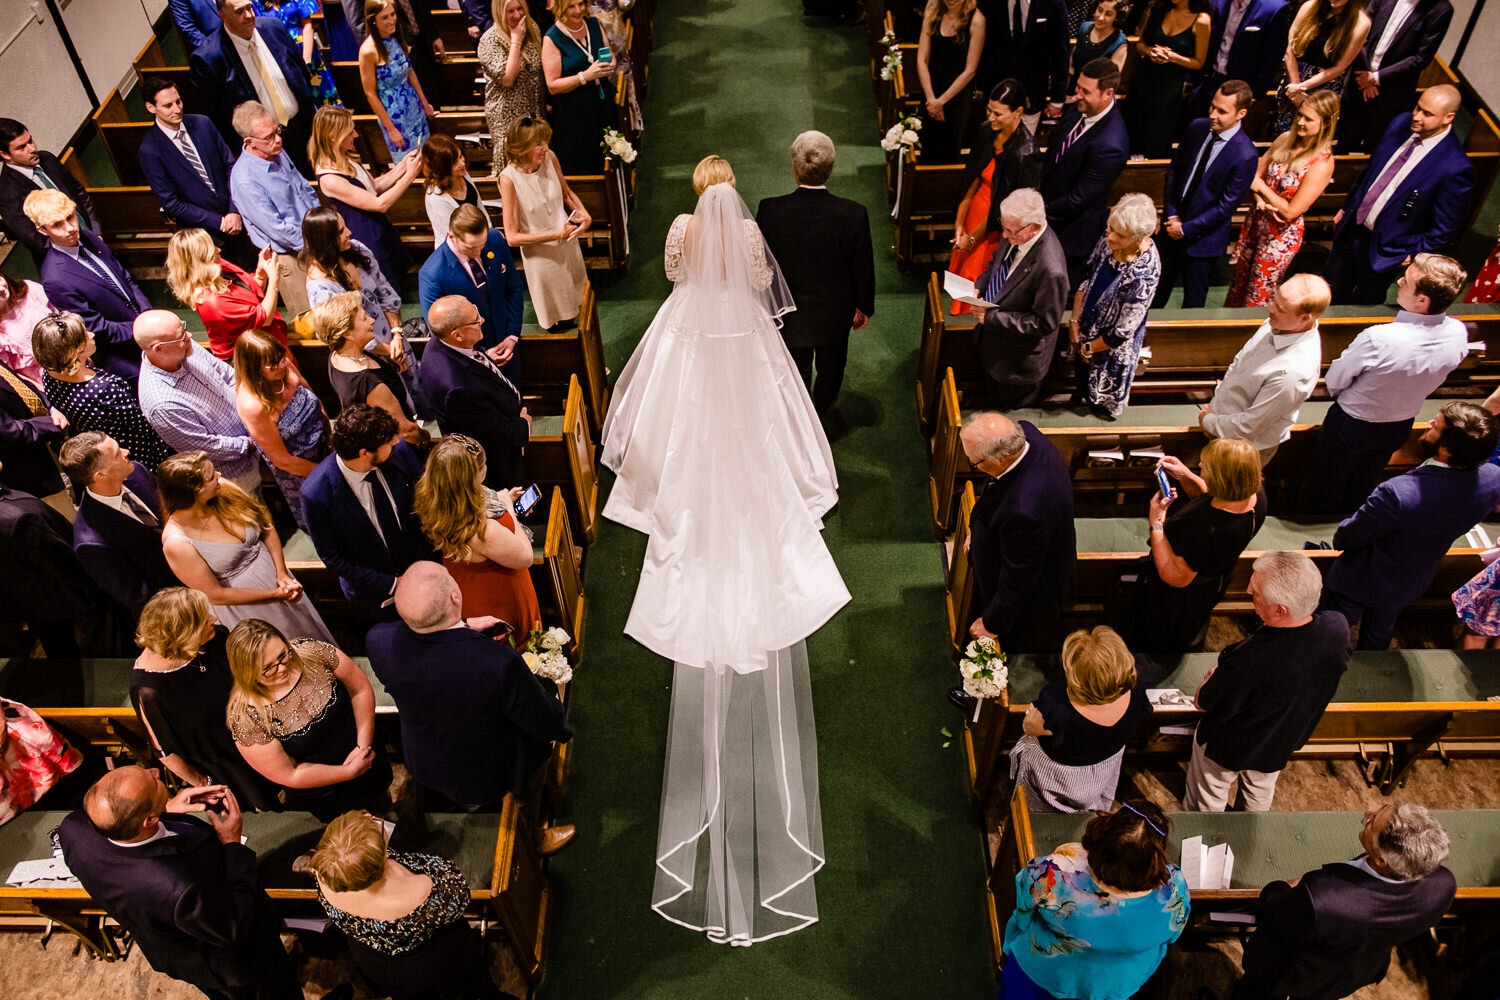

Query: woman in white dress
[602,156,850,946]
[499,117,589,331]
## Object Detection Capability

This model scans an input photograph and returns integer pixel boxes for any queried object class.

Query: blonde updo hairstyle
[311,810,389,892]
[691,155,736,196]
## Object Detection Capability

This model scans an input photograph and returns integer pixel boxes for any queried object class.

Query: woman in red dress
[413,434,540,647]
[1465,221,1500,303]
[1,699,82,826]
[166,228,289,361]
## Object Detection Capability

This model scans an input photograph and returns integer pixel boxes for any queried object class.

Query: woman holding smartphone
[499,117,590,332]
[541,0,616,173]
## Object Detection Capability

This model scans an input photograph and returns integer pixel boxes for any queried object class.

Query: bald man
[58,767,300,999]
[1326,85,1475,305]
[365,562,575,851]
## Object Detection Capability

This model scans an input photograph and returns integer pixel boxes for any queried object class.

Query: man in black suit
[58,766,301,1000]
[0,117,95,268]
[976,0,1070,129]
[961,411,1076,653]
[1233,802,1456,1000]
[366,562,576,852]
[0,356,68,509]
[138,76,258,272]
[419,295,530,490]
[756,131,876,416]
[302,404,438,618]
[1040,58,1131,285]
[1188,0,1291,118]
[973,187,1070,410]
[60,432,177,620]
[1343,0,1454,152]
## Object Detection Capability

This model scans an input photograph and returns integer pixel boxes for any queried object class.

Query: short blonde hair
[231,101,274,139]
[165,228,228,308]
[135,587,215,661]
[504,116,552,165]
[1200,437,1263,501]
[1280,273,1331,317]
[23,188,75,228]
[311,810,388,892]
[692,155,735,196]
[311,290,364,351]
[1060,626,1136,705]
[549,0,577,19]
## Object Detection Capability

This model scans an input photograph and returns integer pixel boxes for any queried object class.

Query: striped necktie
[471,348,520,400]
[175,130,215,193]
[0,364,45,416]
[981,244,1018,303]
[1053,115,1086,163]
[76,247,132,303]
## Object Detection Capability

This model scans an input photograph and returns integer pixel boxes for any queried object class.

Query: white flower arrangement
[958,636,1007,701]
[601,128,638,165]
[524,624,574,684]
[880,115,922,153]
[879,29,901,81]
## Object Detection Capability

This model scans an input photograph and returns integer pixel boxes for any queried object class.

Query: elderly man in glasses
[228,101,318,316]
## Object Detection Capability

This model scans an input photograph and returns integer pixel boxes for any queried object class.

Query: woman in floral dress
[1071,194,1160,419]
[1,699,82,826]
[253,0,341,106]
[359,0,435,159]
[1225,90,1338,307]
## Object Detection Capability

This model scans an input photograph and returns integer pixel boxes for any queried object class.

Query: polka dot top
[44,368,174,470]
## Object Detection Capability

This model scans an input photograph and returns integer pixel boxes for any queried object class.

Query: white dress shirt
[1341,855,1405,884]
[229,30,301,124]
[335,454,399,545]
[1074,101,1115,142]
[1369,0,1419,76]
[85,486,152,523]
[1324,310,1469,423]
[1214,0,1253,74]
[110,824,177,848]
[1362,126,1450,228]
[1203,320,1322,450]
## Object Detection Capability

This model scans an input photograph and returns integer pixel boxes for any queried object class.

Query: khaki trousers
[1183,735,1281,812]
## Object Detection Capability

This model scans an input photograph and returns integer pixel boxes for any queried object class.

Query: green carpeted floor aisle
[538,2,995,997]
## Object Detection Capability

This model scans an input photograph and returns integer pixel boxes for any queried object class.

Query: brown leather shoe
[540,824,577,856]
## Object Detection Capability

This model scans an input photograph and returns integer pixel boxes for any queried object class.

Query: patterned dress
[1465,242,1500,303]
[375,36,430,160]
[1454,560,1500,637]
[1076,236,1161,418]
[1272,18,1344,136]
[591,0,642,131]
[1225,151,1329,307]
[44,368,174,470]
[254,0,341,106]
[477,28,545,177]
[317,852,470,953]
[256,384,329,528]
[0,699,82,826]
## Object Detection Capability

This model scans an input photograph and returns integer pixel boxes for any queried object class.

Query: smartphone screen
[1155,467,1175,501]
[515,484,542,516]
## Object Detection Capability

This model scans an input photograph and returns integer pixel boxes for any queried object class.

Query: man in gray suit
[973,188,1070,410]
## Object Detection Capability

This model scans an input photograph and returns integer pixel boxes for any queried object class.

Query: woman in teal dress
[1122,0,1209,159]
[358,0,435,159]
[253,0,341,106]
[541,0,617,174]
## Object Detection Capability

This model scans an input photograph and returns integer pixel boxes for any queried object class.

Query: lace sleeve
[664,214,690,281]
[227,703,276,746]
[741,220,774,291]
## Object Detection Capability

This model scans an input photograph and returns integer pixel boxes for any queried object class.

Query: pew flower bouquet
[879,28,901,81]
[881,115,921,153]
[601,128,638,165]
[523,625,574,684]
[959,637,1006,701]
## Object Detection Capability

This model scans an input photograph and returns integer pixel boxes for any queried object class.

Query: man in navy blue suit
[302,404,438,618]
[1188,0,1291,116]
[170,0,226,51]
[1344,0,1453,152]
[61,433,177,620]
[1040,58,1130,286]
[0,118,96,268]
[1320,401,1500,651]
[976,0,1069,129]
[25,190,148,382]
[418,204,527,384]
[190,0,317,177]
[1326,84,1474,305]
[1155,80,1260,308]
[138,77,257,272]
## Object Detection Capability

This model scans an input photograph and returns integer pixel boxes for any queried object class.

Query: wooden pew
[526,376,600,545]
[522,281,611,434]
[85,187,176,277]
[539,486,587,661]
[352,110,489,168]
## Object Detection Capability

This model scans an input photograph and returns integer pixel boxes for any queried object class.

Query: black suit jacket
[976,227,1070,389]
[365,622,572,806]
[0,486,99,623]
[1243,861,1457,999]
[1352,0,1452,99]
[58,813,294,996]
[1040,102,1131,258]
[0,152,94,266]
[0,360,64,497]
[138,114,238,236]
[73,463,178,618]
[977,0,1071,105]
[417,338,528,489]
[756,187,876,349]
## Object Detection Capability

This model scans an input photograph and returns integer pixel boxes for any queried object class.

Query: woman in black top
[952,78,1042,275]
[916,0,987,163]
[1127,438,1268,652]
[129,588,280,811]
[312,290,429,449]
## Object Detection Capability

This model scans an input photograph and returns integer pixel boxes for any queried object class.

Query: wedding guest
[421,135,493,246]
[1343,0,1453,152]
[414,434,540,645]
[916,0,987,163]
[416,207,527,379]
[500,118,589,332]
[34,314,172,470]
[130,587,280,810]
[1067,0,1129,98]
[975,0,1069,132]
[0,357,68,508]
[0,273,54,383]
[170,0,225,53]
[1188,0,1292,116]
[1009,625,1147,812]
[158,449,335,641]
[1225,89,1338,307]
[1126,439,1267,652]
[0,698,82,826]
[1454,557,1500,649]
[309,105,423,290]
[1040,58,1130,285]
[166,228,287,361]
[310,811,513,998]
[1185,550,1349,811]
[233,330,330,527]
[229,101,320,317]
[478,0,548,178]
[302,204,408,361]
[0,117,95,268]
[341,0,448,106]
[253,0,342,107]
[1002,801,1189,999]
[226,617,388,820]
[591,0,641,130]
[1271,0,1371,136]
[1070,193,1161,419]
[1466,220,1500,303]
[311,292,424,442]
[358,0,436,159]
[541,0,618,174]
[1124,0,1211,159]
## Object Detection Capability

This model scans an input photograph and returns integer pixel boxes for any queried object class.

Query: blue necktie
[77,248,132,303]
[981,244,1018,302]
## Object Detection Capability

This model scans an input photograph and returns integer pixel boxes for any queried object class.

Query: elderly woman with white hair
[1070,192,1161,420]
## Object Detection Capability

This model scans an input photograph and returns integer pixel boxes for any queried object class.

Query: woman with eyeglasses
[31,312,173,471]
[312,291,426,447]
[166,228,288,362]
[157,450,335,644]
[130,587,280,811]
[1002,800,1189,998]
[478,0,547,179]
[413,435,540,648]
[232,330,330,528]
[541,0,617,174]
[225,617,389,820]
[500,117,588,332]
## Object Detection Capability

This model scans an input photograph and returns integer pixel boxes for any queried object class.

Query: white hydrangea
[958,636,1007,700]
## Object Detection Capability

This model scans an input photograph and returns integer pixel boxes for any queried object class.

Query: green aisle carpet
[537,2,995,997]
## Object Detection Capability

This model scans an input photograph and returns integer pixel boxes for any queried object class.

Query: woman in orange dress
[413,434,540,647]
[948,78,1039,314]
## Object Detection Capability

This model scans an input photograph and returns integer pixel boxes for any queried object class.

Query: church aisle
[539,1,996,997]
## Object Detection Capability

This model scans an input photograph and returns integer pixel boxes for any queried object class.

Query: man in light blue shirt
[133,310,262,496]
[227,101,316,316]
[1302,253,1470,515]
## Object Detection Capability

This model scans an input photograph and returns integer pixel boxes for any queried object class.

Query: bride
[601,155,850,945]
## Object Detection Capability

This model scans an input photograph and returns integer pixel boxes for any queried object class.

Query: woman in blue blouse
[1002,800,1189,999]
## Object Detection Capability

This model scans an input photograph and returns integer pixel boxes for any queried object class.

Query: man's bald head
[133,309,187,348]
[428,295,479,341]
[960,411,1027,474]
[394,561,462,631]
[83,766,162,840]
[1413,85,1461,139]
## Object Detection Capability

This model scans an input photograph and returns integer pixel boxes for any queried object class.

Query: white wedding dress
[601,183,850,945]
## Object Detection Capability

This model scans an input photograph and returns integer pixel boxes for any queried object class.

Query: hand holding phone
[1155,465,1175,501]
[515,483,542,517]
